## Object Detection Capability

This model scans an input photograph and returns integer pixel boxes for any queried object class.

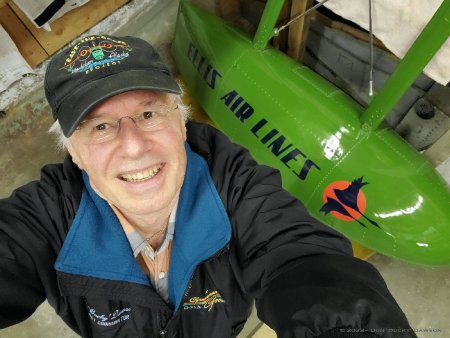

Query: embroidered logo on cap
[61,35,132,74]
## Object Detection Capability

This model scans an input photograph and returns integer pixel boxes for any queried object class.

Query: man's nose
[117,117,151,157]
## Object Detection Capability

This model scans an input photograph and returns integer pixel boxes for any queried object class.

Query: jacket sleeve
[187,122,414,337]
[0,159,81,328]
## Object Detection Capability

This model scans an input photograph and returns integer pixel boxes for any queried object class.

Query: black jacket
[0,122,413,337]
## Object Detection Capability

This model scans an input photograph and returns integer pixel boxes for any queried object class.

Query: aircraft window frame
[189,0,268,39]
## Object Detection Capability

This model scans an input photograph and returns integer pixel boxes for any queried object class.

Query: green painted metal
[172,0,450,265]
[252,0,285,50]
[360,0,450,130]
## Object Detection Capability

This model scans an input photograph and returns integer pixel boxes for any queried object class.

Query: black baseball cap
[44,35,181,137]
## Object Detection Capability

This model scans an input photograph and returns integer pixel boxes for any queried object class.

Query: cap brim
[58,68,182,137]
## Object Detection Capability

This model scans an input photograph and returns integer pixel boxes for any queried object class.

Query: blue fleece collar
[168,144,232,309]
[55,144,231,309]
[54,175,150,285]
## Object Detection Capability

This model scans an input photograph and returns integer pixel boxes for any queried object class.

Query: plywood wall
[0,0,129,68]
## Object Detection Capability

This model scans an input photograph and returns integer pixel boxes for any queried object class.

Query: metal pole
[359,0,450,131]
[274,0,331,35]
[368,0,374,96]
[253,0,286,50]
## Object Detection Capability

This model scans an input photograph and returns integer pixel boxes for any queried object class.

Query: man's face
[68,90,187,218]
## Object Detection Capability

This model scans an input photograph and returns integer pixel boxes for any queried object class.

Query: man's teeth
[121,166,161,182]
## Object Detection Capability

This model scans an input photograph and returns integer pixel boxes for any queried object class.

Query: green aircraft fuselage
[172,0,450,265]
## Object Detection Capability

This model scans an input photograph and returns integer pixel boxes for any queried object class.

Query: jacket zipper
[183,270,196,301]
[159,242,230,336]
[158,270,196,337]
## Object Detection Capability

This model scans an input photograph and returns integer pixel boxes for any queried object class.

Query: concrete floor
[1,0,450,337]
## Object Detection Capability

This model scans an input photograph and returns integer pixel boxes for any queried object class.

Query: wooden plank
[287,0,311,61]
[312,11,388,52]
[9,0,130,56]
[0,5,48,68]
[0,0,9,9]
[272,0,291,52]
[218,0,240,21]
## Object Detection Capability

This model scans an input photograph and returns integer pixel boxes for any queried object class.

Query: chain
[145,224,168,244]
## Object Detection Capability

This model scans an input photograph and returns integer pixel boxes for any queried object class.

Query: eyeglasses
[75,103,178,144]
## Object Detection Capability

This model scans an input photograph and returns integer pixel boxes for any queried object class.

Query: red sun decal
[322,180,366,222]
[320,177,380,228]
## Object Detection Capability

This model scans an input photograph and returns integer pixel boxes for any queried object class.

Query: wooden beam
[287,0,311,61]
[218,0,240,20]
[312,11,389,52]
[9,0,130,56]
[0,5,48,68]
[272,0,291,52]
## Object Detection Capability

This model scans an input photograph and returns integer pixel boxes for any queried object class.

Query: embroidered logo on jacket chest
[87,305,131,327]
[183,290,225,311]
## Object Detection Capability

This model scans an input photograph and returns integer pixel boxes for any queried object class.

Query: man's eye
[142,111,154,120]
[94,123,110,131]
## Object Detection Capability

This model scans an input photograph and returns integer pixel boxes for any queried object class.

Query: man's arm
[0,159,81,328]
[187,122,413,337]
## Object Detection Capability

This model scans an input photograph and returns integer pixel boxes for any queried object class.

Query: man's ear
[179,111,187,141]
[67,142,84,170]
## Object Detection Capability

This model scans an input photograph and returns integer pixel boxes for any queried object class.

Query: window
[190,0,267,38]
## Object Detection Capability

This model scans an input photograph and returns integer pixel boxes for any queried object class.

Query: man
[0,35,414,337]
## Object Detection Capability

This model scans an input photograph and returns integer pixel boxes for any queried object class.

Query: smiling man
[67,90,187,247]
[0,35,414,337]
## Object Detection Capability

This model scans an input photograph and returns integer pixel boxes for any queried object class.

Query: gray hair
[48,94,191,150]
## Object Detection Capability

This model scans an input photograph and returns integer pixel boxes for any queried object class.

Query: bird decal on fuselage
[320,177,380,228]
